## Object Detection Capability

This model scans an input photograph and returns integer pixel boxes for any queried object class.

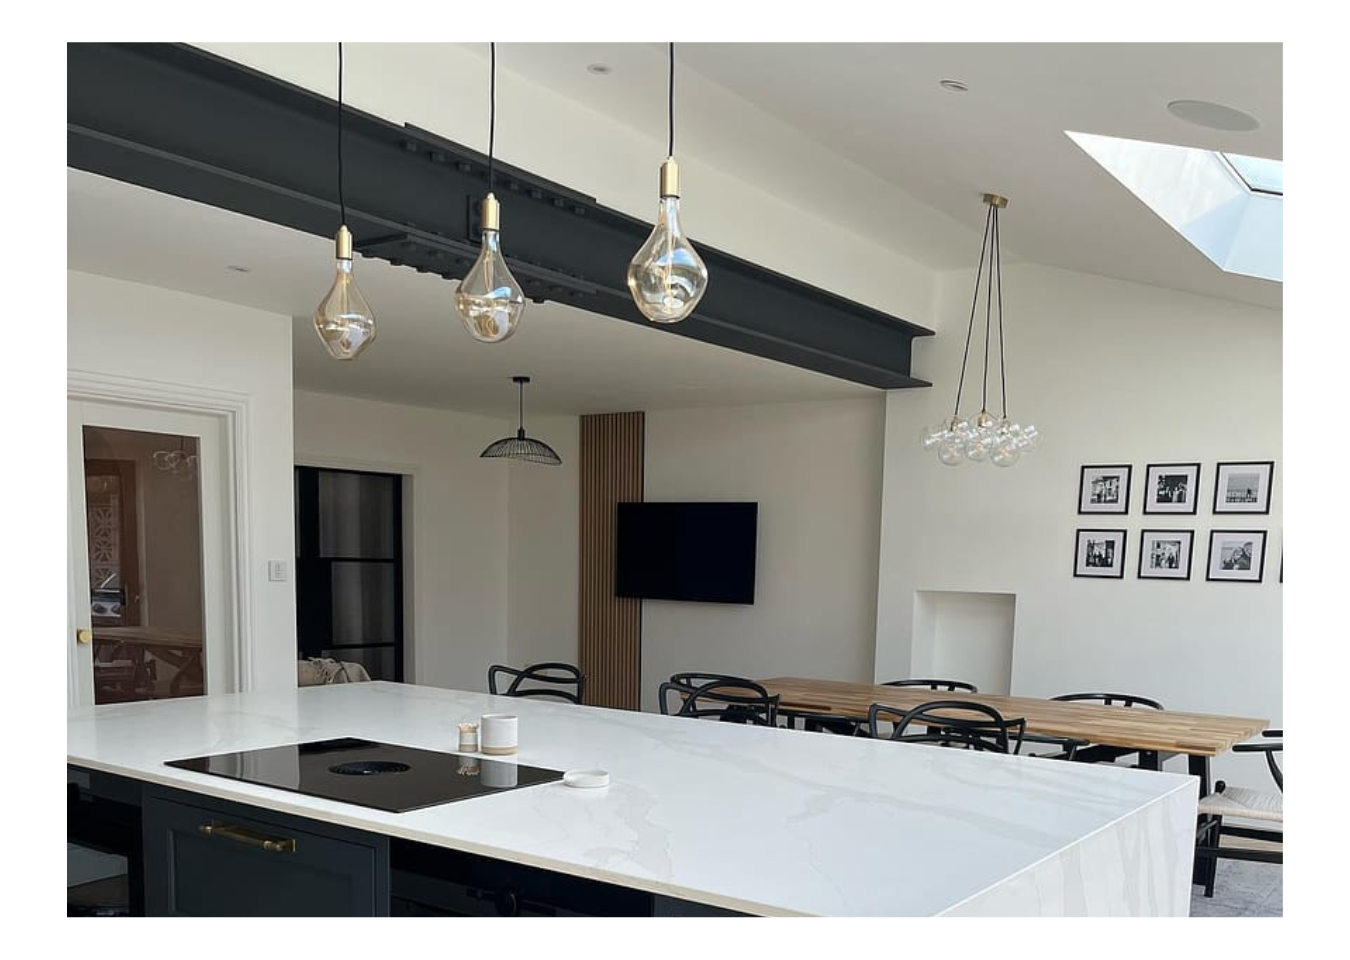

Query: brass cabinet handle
[76,628,93,645]
[198,822,297,853]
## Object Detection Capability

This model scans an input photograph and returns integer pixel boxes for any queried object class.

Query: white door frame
[68,370,255,704]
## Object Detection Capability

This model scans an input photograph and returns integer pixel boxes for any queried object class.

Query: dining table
[758,676,1268,795]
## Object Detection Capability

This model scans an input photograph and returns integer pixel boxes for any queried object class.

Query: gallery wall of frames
[1072,460,1277,583]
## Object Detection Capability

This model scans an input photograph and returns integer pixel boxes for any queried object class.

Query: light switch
[267,560,288,582]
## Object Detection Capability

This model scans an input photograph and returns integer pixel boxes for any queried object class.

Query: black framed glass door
[295,467,404,681]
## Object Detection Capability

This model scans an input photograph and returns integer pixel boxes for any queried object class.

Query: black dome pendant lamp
[480,376,562,465]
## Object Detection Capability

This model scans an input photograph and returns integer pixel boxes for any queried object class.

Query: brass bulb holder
[983,193,1009,209]
[335,224,353,260]
[659,157,680,199]
[481,193,501,232]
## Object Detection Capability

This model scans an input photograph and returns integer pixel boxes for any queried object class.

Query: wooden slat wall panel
[578,412,644,709]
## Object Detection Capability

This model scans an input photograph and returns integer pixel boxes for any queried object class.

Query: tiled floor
[1190,859,1282,917]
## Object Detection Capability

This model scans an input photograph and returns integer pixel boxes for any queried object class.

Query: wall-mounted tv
[615,502,757,605]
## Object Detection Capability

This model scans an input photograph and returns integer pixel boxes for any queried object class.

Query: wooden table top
[759,677,1267,757]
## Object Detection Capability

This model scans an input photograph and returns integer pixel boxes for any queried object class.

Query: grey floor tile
[1190,858,1282,917]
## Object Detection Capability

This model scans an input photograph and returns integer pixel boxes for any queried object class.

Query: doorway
[294,467,405,681]
[68,400,237,707]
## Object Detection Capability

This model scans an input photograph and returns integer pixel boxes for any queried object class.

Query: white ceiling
[499,42,1281,309]
[67,170,875,419]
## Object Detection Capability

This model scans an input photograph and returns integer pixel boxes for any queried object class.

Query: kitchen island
[67,682,1199,916]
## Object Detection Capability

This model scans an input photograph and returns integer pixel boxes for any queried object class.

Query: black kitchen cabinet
[71,767,748,917]
[142,787,390,916]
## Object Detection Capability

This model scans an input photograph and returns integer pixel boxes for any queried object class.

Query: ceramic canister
[480,713,518,756]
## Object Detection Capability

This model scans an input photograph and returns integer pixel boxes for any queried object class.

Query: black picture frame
[1074,528,1127,578]
[1137,529,1195,580]
[1206,529,1267,583]
[1078,465,1132,515]
[1143,462,1201,515]
[1213,461,1274,515]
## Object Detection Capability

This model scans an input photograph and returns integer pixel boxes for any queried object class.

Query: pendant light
[627,42,709,324]
[313,42,377,360]
[480,376,561,465]
[455,43,526,343]
[921,194,1040,467]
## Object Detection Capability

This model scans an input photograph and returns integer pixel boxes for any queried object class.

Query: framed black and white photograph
[1074,529,1127,578]
[1078,465,1132,514]
[1213,461,1274,514]
[1143,463,1200,515]
[1138,529,1194,580]
[1206,530,1267,583]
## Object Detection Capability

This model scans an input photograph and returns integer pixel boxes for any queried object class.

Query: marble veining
[67,682,1197,916]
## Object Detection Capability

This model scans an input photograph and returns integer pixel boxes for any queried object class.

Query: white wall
[506,415,581,670]
[292,390,512,691]
[876,263,1281,781]
[68,271,297,691]
[640,399,886,711]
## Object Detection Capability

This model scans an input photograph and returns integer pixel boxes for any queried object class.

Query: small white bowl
[563,769,610,789]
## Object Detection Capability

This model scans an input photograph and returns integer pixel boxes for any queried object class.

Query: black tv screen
[615,502,757,604]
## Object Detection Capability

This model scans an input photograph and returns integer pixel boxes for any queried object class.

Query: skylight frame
[1219,152,1283,197]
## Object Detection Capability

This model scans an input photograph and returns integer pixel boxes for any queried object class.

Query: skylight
[1067,132,1282,283]
[1222,152,1283,196]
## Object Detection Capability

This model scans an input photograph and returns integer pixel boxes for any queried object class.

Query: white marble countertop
[67,682,1196,916]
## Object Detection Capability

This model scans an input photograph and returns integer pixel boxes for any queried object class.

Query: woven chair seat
[1198,785,1283,823]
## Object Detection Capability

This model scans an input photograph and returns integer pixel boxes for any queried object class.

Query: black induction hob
[165,738,564,813]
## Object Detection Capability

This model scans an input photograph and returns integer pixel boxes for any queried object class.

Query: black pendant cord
[995,207,1008,419]
[488,42,497,196]
[517,379,525,435]
[953,203,994,419]
[337,42,347,226]
[668,42,675,158]
[982,205,996,415]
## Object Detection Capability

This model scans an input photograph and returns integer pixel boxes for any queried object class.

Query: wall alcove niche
[910,591,1016,695]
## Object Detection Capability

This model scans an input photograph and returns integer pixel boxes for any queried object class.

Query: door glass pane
[329,561,396,645]
[317,472,395,559]
[83,426,205,704]
[319,646,395,681]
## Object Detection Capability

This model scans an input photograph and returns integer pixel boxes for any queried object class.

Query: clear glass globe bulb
[921,423,949,449]
[965,439,991,462]
[314,256,377,360]
[991,442,1021,467]
[937,441,964,466]
[1019,424,1041,451]
[627,162,709,323]
[455,222,526,343]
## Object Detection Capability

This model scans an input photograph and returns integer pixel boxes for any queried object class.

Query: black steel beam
[68,43,933,389]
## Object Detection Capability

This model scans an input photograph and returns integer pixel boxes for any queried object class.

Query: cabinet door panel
[143,790,388,916]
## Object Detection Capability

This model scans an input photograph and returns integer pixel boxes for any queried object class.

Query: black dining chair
[1051,691,1164,710]
[1049,691,1164,765]
[1195,730,1283,898]
[487,662,586,704]
[882,678,980,693]
[868,700,1026,754]
[658,677,780,727]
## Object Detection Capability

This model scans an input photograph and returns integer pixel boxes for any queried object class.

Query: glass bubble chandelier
[921,193,1039,467]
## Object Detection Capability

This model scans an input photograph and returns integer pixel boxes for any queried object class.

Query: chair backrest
[658,677,780,727]
[869,700,1026,754]
[487,662,586,704]
[1232,729,1283,792]
[882,678,979,694]
[1050,692,1164,710]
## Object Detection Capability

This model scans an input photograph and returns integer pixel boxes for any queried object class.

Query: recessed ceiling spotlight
[226,264,251,273]
[939,79,969,93]
[1166,99,1260,132]
[586,63,612,76]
